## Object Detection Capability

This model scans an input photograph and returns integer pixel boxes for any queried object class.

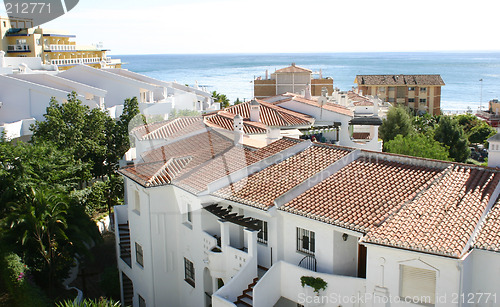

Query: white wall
[365,244,461,307]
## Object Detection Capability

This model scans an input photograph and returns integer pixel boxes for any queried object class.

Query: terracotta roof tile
[474,197,500,253]
[224,99,314,127]
[280,157,442,233]
[212,144,351,210]
[175,138,303,193]
[273,64,312,74]
[132,116,206,141]
[355,75,445,86]
[365,165,500,258]
[204,111,267,134]
[271,94,354,117]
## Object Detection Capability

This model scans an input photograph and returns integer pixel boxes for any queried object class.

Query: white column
[218,219,230,250]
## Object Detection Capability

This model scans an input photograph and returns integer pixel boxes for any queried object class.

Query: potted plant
[300,276,328,295]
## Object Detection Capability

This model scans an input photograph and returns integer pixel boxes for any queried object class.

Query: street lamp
[479,78,483,111]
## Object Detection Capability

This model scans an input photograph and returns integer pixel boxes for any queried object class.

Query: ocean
[117,52,500,112]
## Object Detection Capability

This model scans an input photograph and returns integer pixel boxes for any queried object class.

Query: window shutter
[400,265,436,304]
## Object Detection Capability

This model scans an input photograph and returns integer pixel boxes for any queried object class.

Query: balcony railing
[7,44,30,52]
[51,58,101,66]
[47,44,76,51]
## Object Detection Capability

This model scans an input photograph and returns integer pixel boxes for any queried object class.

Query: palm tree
[6,188,70,293]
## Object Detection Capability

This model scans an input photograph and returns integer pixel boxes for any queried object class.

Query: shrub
[300,276,328,294]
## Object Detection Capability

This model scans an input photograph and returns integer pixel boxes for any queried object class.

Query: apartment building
[254,63,333,99]
[114,121,500,307]
[0,15,121,70]
[354,74,445,116]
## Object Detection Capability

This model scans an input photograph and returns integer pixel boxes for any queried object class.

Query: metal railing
[48,44,76,51]
[7,44,30,52]
[298,255,317,272]
[51,58,101,65]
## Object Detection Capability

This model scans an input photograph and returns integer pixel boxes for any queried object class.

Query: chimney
[249,99,260,122]
[291,62,296,67]
[266,127,281,145]
[319,68,323,79]
[233,114,244,145]
[304,84,312,100]
[321,86,328,97]
[0,51,5,68]
[265,69,268,80]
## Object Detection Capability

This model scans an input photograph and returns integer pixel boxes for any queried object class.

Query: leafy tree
[379,106,413,144]
[233,98,243,105]
[455,113,481,135]
[31,93,140,178]
[434,116,470,162]
[468,122,496,145]
[212,91,230,109]
[4,188,100,294]
[385,134,451,161]
[412,113,439,135]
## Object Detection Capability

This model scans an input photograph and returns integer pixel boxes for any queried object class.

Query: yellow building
[354,74,445,116]
[0,16,121,70]
[254,63,334,99]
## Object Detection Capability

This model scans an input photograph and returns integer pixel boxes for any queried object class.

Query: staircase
[121,272,134,307]
[234,277,259,307]
[118,223,132,267]
[234,267,268,307]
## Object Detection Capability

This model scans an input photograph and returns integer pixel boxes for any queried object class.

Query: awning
[349,116,383,126]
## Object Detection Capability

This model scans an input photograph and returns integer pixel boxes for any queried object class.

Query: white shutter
[400,265,436,304]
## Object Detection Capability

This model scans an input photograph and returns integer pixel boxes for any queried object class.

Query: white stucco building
[114,119,500,307]
[0,64,217,140]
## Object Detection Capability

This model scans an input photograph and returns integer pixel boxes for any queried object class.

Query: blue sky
[2,0,500,55]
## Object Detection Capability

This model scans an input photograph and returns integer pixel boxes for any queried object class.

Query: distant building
[477,98,500,127]
[254,63,333,99]
[354,74,445,115]
[0,15,121,70]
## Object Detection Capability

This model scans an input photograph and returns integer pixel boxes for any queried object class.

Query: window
[408,87,415,91]
[388,87,395,91]
[256,220,268,244]
[184,258,195,287]
[420,98,427,104]
[408,98,415,103]
[133,190,140,214]
[138,295,146,307]
[135,242,144,267]
[378,87,385,92]
[187,203,192,223]
[388,98,395,103]
[400,265,436,305]
[420,87,427,92]
[296,227,315,255]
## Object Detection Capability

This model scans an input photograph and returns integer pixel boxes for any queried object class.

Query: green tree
[233,98,243,105]
[434,116,470,162]
[379,106,413,144]
[455,113,481,135]
[412,113,439,135]
[212,91,230,109]
[385,134,451,161]
[468,122,496,145]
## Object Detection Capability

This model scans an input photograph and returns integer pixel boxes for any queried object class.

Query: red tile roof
[280,157,442,233]
[204,111,267,134]
[365,165,500,258]
[212,144,352,210]
[355,75,445,86]
[273,64,312,74]
[175,138,303,193]
[473,198,500,253]
[271,93,354,117]
[132,117,206,141]
[348,91,373,106]
[224,99,314,127]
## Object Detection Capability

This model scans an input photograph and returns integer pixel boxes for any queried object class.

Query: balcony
[51,58,101,66]
[47,44,76,51]
[252,261,367,307]
[114,205,131,267]
[7,44,30,52]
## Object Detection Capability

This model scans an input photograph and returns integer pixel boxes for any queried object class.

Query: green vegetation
[0,92,140,304]
[381,107,492,163]
[212,91,230,109]
[56,298,121,307]
[300,276,328,294]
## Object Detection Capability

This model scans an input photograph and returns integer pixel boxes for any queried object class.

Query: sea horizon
[116,51,500,112]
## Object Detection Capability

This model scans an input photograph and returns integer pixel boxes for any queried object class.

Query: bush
[56,297,121,307]
[0,252,50,307]
[100,267,121,300]
[300,276,328,294]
